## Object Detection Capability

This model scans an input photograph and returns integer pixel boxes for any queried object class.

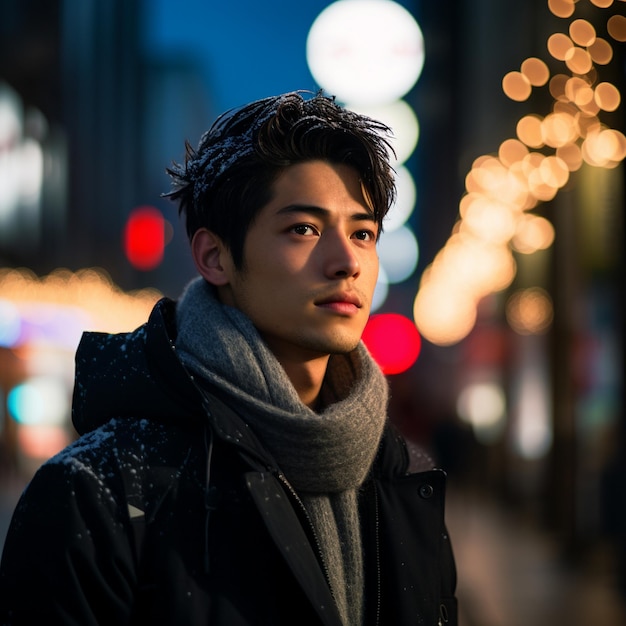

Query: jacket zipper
[370,481,382,626]
[438,602,449,625]
[276,472,335,598]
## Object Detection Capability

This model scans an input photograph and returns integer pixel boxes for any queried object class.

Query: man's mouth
[315,292,363,315]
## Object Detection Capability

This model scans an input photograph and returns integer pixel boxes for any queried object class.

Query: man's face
[219,160,380,363]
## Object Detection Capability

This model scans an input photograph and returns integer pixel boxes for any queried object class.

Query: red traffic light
[124,206,165,270]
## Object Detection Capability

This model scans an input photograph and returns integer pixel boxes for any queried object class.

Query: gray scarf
[175,278,388,625]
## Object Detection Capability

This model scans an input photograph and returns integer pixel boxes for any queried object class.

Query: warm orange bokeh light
[503,71,532,101]
[582,128,626,167]
[0,267,161,334]
[505,288,554,335]
[542,112,578,147]
[588,38,613,65]
[512,215,555,254]
[548,0,576,19]
[549,74,569,101]
[539,155,570,188]
[594,82,621,111]
[521,58,550,87]
[460,197,517,244]
[565,77,594,106]
[413,0,625,345]
[576,113,601,138]
[607,15,626,42]
[498,138,529,167]
[556,143,583,171]
[517,115,544,148]
[589,0,615,8]
[547,33,574,61]
[565,47,593,74]
[569,19,596,47]
[588,37,613,65]
[414,283,478,347]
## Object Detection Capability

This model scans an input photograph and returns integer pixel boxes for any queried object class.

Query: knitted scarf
[175,278,388,625]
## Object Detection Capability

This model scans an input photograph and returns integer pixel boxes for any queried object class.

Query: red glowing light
[361,313,422,375]
[124,206,165,270]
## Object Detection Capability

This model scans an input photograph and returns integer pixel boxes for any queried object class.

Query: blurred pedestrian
[0,91,457,625]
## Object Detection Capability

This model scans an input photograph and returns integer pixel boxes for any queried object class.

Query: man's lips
[315,292,363,314]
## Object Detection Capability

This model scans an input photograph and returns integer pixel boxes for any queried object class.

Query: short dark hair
[164,91,396,268]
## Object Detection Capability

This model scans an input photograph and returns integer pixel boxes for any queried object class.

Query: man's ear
[191,228,233,286]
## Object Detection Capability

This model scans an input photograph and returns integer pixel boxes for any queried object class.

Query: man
[0,92,457,625]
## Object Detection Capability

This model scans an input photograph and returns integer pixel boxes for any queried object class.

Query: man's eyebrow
[276,204,376,222]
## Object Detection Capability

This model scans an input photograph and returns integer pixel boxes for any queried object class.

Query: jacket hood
[72,298,205,436]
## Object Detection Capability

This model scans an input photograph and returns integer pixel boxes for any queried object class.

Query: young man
[0,92,457,625]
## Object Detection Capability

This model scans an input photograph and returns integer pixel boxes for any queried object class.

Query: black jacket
[0,299,457,625]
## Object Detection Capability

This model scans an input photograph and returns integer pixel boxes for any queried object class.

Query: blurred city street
[2,470,625,626]
[447,488,626,626]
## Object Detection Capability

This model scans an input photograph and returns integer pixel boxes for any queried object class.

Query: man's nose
[322,232,361,279]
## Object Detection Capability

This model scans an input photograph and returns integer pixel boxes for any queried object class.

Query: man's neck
[272,352,330,410]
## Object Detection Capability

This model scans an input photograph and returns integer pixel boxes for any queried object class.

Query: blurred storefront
[0,267,160,474]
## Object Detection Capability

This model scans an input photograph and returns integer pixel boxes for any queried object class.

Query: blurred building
[0,0,204,293]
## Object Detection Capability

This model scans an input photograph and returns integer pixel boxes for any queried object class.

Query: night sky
[143,0,334,112]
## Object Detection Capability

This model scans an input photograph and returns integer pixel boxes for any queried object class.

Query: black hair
[164,91,396,268]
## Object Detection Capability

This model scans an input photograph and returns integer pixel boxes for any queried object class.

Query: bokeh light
[413,281,478,346]
[502,71,532,101]
[521,57,550,87]
[569,19,596,47]
[124,205,166,271]
[384,166,416,232]
[8,377,69,426]
[498,138,529,166]
[517,115,544,147]
[607,14,626,42]
[457,382,507,444]
[590,0,614,8]
[377,226,419,283]
[361,313,422,375]
[0,299,22,347]
[306,0,425,106]
[594,82,621,111]
[548,0,576,19]
[505,288,554,334]
[588,37,613,64]
[0,267,161,337]
[512,214,555,254]
[371,265,389,313]
[511,363,553,460]
[547,33,574,61]
[565,47,593,74]
[348,99,419,166]
[413,0,626,345]
[17,424,70,460]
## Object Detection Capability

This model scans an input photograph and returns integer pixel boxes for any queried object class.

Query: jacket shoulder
[375,423,437,478]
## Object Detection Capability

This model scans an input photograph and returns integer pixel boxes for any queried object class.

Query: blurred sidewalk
[447,488,626,626]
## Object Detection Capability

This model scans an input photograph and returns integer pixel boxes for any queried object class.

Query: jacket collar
[71,298,279,469]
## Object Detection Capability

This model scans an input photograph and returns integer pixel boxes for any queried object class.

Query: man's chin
[324,336,362,356]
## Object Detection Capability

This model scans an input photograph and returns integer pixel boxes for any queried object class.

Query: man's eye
[354,229,375,241]
[291,224,318,236]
